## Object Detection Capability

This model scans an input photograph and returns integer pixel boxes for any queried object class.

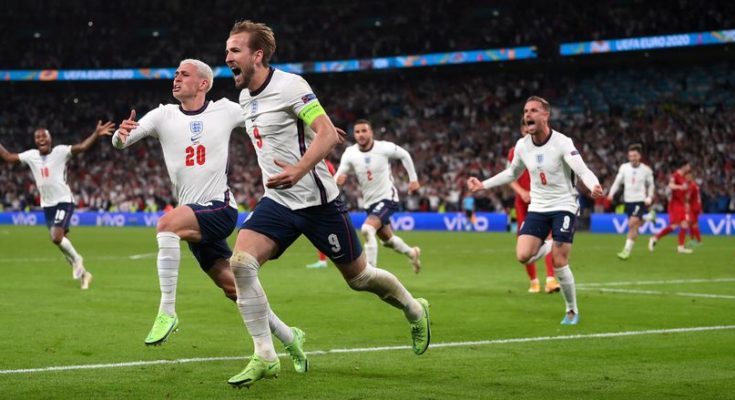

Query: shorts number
[328,234,341,253]
[632,205,640,216]
[373,202,384,213]
[185,145,206,166]
[539,172,547,185]
[54,209,66,224]
[562,215,570,230]
[41,167,50,178]
[367,170,373,181]
[253,126,263,149]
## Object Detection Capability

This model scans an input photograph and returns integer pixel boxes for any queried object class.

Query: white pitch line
[129,253,156,260]
[578,278,735,287]
[578,287,735,300]
[1,325,734,375]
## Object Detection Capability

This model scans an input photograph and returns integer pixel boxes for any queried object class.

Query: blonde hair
[229,20,276,66]
[180,59,214,92]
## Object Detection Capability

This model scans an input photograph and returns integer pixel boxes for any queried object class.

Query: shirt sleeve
[283,75,327,126]
[335,151,353,178]
[608,165,624,197]
[389,143,419,182]
[561,137,600,191]
[17,150,32,166]
[112,106,162,149]
[482,141,526,189]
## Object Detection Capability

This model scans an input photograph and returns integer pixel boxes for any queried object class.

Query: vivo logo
[443,215,490,232]
[12,213,38,226]
[96,214,127,227]
[390,216,415,231]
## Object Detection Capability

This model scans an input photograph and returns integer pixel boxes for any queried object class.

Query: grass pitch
[0,226,733,399]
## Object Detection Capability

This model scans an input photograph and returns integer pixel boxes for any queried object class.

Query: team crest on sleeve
[190,121,203,142]
[301,93,317,104]
[570,150,580,156]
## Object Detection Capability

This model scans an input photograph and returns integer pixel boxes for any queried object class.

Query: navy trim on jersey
[359,140,374,153]
[531,129,553,147]
[296,119,328,204]
[179,100,210,116]
[250,67,275,96]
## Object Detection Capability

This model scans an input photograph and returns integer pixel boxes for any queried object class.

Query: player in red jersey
[306,159,337,268]
[685,171,702,247]
[509,118,558,294]
[649,161,693,254]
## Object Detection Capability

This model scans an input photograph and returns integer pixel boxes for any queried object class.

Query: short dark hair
[354,119,372,129]
[229,20,276,66]
[628,143,643,154]
[525,96,551,112]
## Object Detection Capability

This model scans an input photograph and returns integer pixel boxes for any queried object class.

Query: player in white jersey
[606,144,655,260]
[467,96,603,325]
[112,60,307,368]
[0,122,114,289]
[224,20,430,388]
[335,119,422,273]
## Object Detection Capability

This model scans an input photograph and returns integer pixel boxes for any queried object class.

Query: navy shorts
[624,202,647,218]
[520,211,577,243]
[43,202,75,232]
[241,197,362,263]
[186,200,238,271]
[365,200,400,227]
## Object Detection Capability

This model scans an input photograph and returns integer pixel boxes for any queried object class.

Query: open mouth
[526,120,536,127]
[173,85,181,92]
[230,66,242,77]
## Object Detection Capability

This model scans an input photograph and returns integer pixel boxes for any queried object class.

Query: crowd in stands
[2,0,733,69]
[2,62,733,215]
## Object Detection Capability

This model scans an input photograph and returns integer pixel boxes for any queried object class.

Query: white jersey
[18,145,74,207]
[482,130,600,214]
[239,68,339,210]
[336,140,418,208]
[112,98,242,208]
[609,162,654,203]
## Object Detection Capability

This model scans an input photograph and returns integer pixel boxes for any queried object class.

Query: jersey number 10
[185,145,206,166]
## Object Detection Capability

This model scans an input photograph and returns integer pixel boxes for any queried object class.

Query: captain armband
[298,101,326,126]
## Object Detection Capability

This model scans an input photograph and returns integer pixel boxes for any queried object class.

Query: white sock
[554,265,578,314]
[231,251,277,361]
[361,224,378,267]
[383,235,412,256]
[156,232,180,317]
[58,237,84,278]
[624,238,635,252]
[348,264,423,321]
[529,239,552,263]
[268,308,294,345]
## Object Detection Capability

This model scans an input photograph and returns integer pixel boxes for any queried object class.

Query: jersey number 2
[185,145,206,166]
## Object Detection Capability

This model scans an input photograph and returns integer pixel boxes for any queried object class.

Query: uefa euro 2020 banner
[1,212,733,235]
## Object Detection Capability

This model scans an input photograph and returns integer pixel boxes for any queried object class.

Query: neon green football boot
[144,312,178,346]
[228,355,281,388]
[284,327,308,373]
[616,250,631,260]
[410,298,431,355]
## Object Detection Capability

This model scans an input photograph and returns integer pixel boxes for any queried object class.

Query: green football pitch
[0,226,733,399]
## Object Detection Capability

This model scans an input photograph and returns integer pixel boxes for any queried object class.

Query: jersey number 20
[185,145,206,166]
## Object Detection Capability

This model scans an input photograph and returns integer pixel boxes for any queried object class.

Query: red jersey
[670,170,687,205]
[507,147,530,191]
[688,180,701,213]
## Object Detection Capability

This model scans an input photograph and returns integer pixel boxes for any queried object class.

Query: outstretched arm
[467,157,526,193]
[563,148,603,198]
[71,120,115,155]
[0,144,20,164]
[607,167,624,201]
[393,145,420,194]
